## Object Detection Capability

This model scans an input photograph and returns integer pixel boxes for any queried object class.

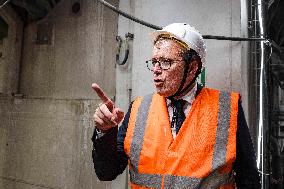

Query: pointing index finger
[92,83,114,110]
[92,83,109,102]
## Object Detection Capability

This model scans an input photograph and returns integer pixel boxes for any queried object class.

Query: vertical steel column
[249,0,270,188]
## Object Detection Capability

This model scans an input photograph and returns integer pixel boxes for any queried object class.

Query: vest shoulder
[132,93,154,102]
[133,96,143,102]
[202,87,240,96]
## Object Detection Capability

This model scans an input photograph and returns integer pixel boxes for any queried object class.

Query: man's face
[152,40,186,97]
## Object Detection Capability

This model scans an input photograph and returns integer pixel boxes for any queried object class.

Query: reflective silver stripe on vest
[130,94,153,172]
[164,170,232,189]
[164,175,201,189]
[199,170,233,189]
[129,94,163,188]
[212,91,231,170]
[130,169,162,189]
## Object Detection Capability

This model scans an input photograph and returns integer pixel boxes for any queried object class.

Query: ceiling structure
[9,0,60,20]
[0,0,61,41]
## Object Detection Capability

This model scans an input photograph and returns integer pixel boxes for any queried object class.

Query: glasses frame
[146,58,182,71]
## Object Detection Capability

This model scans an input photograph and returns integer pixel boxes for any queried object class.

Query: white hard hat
[150,23,206,67]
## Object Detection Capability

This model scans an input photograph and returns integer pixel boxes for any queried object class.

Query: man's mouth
[154,78,164,86]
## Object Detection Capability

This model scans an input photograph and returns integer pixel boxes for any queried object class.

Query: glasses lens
[160,60,171,70]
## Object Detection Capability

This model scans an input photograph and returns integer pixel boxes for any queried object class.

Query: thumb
[111,108,125,125]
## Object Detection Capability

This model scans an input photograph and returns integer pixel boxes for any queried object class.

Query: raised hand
[92,83,124,132]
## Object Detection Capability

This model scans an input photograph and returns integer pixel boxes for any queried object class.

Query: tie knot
[171,99,185,109]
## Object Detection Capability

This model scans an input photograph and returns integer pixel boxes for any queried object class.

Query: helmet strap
[178,66,202,95]
[168,62,189,100]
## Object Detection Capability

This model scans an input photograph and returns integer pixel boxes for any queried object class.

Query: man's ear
[188,57,200,74]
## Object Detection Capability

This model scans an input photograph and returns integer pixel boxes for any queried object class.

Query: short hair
[182,49,202,69]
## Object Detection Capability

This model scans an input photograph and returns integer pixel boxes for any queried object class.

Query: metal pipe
[249,0,270,188]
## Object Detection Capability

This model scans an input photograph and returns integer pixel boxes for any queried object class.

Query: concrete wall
[240,0,250,125]
[0,0,121,189]
[0,6,23,95]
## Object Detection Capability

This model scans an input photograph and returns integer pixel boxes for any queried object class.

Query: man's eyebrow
[152,57,173,61]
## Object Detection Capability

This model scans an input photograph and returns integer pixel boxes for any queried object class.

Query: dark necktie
[171,99,186,135]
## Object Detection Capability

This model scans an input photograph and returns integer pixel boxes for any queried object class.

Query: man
[92,23,260,188]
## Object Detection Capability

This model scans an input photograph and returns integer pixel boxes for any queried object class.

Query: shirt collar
[166,83,197,106]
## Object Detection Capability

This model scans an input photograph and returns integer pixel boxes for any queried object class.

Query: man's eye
[162,60,171,64]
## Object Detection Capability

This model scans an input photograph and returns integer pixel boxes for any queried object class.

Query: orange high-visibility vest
[124,88,239,189]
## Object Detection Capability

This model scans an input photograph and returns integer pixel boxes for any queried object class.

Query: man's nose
[153,63,162,73]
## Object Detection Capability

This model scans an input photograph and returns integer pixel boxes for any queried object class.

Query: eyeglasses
[146,58,180,71]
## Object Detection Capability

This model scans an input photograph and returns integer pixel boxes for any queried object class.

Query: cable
[98,0,161,30]
[203,35,266,41]
[116,33,134,65]
[0,0,11,8]
[98,0,267,42]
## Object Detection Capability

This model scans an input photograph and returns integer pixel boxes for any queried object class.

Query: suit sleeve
[92,103,132,181]
[234,101,261,188]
